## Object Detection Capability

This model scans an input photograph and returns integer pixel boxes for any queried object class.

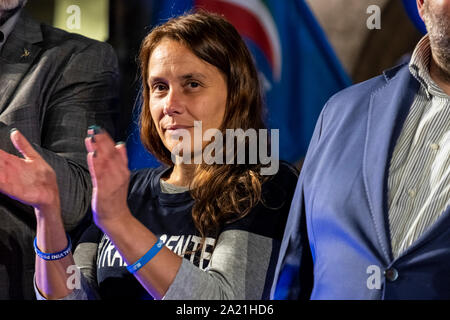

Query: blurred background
[24,0,424,169]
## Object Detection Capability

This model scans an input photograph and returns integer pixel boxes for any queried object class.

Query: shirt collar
[0,8,22,53]
[409,35,448,99]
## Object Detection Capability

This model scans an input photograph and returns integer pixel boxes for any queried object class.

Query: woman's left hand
[85,127,131,229]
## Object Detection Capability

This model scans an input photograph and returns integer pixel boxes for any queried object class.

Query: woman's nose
[163,89,184,115]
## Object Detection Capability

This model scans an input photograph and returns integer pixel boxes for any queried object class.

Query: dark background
[24,0,423,145]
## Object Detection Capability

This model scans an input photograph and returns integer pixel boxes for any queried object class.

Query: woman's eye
[153,84,167,92]
[188,82,200,88]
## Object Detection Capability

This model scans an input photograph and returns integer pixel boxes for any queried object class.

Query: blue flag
[402,0,426,34]
[127,0,351,169]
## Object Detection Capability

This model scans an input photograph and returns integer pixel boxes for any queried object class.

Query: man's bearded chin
[0,0,26,11]
[423,3,450,80]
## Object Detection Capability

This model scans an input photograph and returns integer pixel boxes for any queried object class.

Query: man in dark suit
[0,0,119,299]
[272,0,450,299]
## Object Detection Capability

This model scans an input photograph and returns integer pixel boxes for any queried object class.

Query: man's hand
[0,129,60,212]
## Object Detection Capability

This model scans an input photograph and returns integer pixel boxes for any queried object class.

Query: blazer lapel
[363,64,420,264]
[0,12,43,114]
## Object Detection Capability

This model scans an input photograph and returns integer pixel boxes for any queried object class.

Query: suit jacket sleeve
[0,41,119,231]
[42,41,119,231]
[270,102,327,300]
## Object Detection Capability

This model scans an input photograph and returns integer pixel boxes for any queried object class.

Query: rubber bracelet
[34,235,72,261]
[126,239,164,274]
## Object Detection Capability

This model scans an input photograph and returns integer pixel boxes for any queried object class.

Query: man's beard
[0,0,26,11]
[423,1,450,79]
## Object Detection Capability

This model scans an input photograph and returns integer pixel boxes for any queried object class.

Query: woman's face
[148,38,228,160]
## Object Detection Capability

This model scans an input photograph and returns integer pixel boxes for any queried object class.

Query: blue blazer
[271,63,450,299]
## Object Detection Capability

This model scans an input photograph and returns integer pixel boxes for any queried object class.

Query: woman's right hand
[0,129,60,214]
[84,127,131,230]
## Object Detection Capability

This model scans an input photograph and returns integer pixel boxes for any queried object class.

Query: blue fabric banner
[402,0,426,34]
[127,0,351,169]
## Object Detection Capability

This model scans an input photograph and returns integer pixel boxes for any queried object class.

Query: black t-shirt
[75,162,298,299]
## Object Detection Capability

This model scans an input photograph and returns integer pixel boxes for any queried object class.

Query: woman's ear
[417,0,425,21]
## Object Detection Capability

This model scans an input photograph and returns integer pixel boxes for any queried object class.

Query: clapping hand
[0,129,59,213]
[85,126,130,229]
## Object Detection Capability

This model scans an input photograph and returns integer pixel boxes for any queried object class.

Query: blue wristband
[34,235,72,261]
[127,239,164,274]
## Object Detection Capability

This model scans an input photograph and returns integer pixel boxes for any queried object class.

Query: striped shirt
[387,35,450,259]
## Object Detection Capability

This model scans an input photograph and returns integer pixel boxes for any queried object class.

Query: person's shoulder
[271,160,299,181]
[319,63,410,127]
[128,166,166,195]
[39,20,111,52]
[129,166,166,185]
[22,14,118,67]
[262,161,299,194]
[326,63,409,108]
[260,160,298,209]
[220,161,299,239]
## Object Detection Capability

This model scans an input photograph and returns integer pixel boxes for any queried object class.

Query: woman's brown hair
[139,11,268,243]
